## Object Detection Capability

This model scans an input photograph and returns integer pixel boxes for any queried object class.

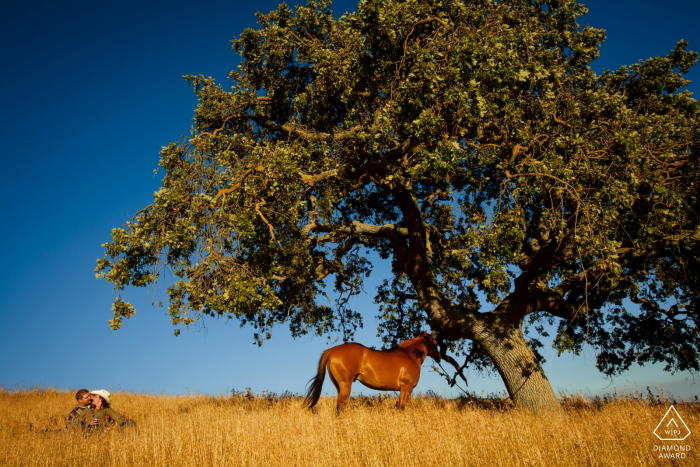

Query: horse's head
[422,330,441,363]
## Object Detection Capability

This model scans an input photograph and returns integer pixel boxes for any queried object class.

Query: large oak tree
[97,0,700,412]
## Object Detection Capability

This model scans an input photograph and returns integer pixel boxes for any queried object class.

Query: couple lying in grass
[65,389,135,431]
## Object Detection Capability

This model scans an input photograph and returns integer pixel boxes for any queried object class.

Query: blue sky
[1,0,699,402]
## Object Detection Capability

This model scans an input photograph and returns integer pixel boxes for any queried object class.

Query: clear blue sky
[1,0,699,401]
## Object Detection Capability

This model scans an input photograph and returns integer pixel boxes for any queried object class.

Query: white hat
[90,389,111,405]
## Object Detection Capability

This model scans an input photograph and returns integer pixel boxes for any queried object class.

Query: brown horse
[303,331,441,412]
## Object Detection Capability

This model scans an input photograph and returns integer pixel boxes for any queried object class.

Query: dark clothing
[65,404,94,429]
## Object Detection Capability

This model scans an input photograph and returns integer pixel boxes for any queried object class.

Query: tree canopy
[97,0,700,412]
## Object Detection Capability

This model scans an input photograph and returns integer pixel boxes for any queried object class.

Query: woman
[89,389,127,429]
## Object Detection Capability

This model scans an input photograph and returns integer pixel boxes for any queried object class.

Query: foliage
[97,0,700,406]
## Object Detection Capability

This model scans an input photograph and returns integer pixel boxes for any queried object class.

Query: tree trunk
[476,321,563,414]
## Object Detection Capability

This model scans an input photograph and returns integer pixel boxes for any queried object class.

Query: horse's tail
[303,348,332,409]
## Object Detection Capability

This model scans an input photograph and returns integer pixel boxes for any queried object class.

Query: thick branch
[298,169,339,186]
[385,177,482,337]
[617,232,699,260]
[310,220,409,239]
[555,232,700,297]
[531,288,579,321]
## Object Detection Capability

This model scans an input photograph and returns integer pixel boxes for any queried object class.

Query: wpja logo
[653,405,692,460]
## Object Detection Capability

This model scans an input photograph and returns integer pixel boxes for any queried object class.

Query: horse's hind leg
[328,368,351,414]
[336,382,352,413]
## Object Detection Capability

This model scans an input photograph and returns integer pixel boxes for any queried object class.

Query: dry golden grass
[1,386,697,466]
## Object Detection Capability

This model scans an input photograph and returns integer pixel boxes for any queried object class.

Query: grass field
[0,387,697,466]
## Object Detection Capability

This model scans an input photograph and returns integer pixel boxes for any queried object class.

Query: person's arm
[103,408,126,426]
[65,410,82,428]
[71,407,95,428]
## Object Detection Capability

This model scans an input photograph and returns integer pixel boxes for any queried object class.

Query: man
[65,389,97,429]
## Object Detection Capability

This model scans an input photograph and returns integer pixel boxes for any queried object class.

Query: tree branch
[298,169,339,186]
[554,232,700,297]
[210,166,264,205]
[309,220,409,239]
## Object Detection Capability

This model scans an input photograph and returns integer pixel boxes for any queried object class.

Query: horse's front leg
[397,384,415,410]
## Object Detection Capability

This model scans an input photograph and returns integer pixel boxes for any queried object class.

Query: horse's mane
[395,334,428,349]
